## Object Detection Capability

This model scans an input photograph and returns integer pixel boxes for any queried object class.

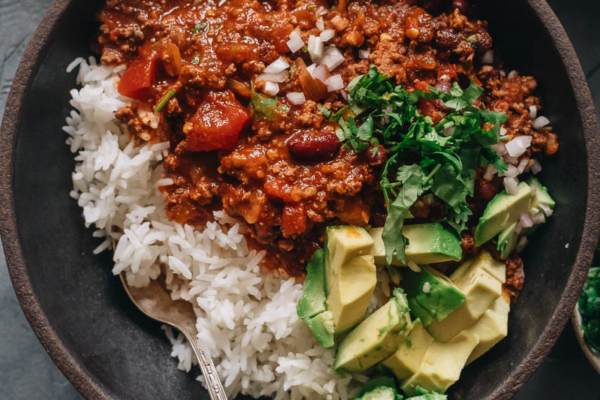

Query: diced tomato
[282,204,307,236]
[118,57,158,100]
[185,91,251,152]
[118,44,160,101]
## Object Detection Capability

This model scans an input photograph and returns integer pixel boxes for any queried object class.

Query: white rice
[64,59,379,399]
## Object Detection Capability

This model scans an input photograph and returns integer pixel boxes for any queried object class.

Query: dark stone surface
[0,0,598,399]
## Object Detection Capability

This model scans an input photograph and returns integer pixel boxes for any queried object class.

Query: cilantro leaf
[337,65,509,264]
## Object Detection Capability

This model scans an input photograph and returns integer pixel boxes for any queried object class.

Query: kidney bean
[435,28,461,50]
[365,143,387,166]
[451,0,473,15]
[287,130,341,162]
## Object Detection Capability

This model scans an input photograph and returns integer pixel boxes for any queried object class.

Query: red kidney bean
[435,28,461,49]
[287,130,341,162]
[365,143,387,166]
[452,0,473,15]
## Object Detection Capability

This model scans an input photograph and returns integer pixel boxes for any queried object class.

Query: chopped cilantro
[579,265,600,352]
[191,54,200,65]
[307,4,317,10]
[250,83,289,120]
[337,65,508,264]
[192,22,208,34]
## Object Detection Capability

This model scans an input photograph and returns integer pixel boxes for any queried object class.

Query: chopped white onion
[529,105,538,120]
[322,46,345,71]
[531,212,546,225]
[286,92,306,105]
[316,17,325,31]
[503,177,519,195]
[316,6,328,16]
[508,70,518,79]
[516,236,529,253]
[325,74,344,92]
[519,213,534,228]
[530,183,537,196]
[287,30,305,53]
[504,155,520,165]
[517,157,530,174]
[264,57,290,74]
[502,165,520,178]
[539,203,554,217]
[264,81,279,96]
[482,50,494,64]
[533,116,550,129]
[306,63,317,76]
[407,261,421,273]
[505,135,532,157]
[320,29,335,42]
[359,49,371,59]
[531,159,542,174]
[514,222,523,235]
[483,164,497,181]
[308,35,324,62]
[500,126,508,136]
[257,70,289,83]
[340,89,348,100]
[312,64,328,83]
[491,142,507,156]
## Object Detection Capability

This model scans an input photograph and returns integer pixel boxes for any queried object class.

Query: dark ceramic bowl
[1,0,600,399]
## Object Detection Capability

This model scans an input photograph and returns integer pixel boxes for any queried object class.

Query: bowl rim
[1,0,600,399]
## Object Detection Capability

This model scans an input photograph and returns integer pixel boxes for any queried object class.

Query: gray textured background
[1,1,600,399]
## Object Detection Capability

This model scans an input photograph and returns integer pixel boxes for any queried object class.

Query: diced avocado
[355,377,401,400]
[382,319,435,380]
[497,223,518,260]
[297,249,327,319]
[326,255,377,334]
[370,224,462,266]
[325,226,374,284]
[404,266,466,323]
[334,290,412,372]
[455,250,506,285]
[401,332,480,396]
[466,293,510,364]
[527,176,555,211]
[475,182,533,246]
[305,311,335,349]
[407,298,436,327]
[427,256,504,342]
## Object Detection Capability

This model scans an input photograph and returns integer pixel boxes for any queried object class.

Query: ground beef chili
[96,0,555,289]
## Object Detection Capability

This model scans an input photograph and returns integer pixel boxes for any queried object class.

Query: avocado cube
[497,223,518,260]
[427,257,504,342]
[297,249,327,320]
[326,255,377,334]
[404,266,466,323]
[326,226,374,281]
[370,224,462,267]
[475,182,533,246]
[455,250,506,285]
[305,311,335,349]
[401,332,480,396]
[527,176,555,211]
[334,290,411,372]
[407,298,436,327]
[382,319,435,380]
[466,293,510,364]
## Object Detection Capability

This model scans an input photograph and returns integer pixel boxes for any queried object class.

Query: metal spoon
[119,272,228,400]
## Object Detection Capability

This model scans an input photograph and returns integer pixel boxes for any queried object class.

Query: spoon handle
[182,330,228,400]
